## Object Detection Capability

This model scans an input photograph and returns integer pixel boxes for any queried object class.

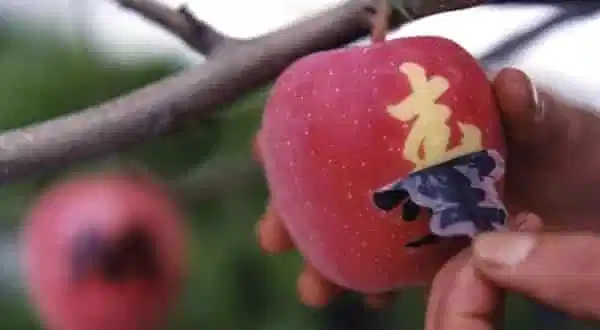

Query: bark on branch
[0,0,480,186]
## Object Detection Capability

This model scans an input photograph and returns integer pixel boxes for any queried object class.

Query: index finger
[426,249,502,330]
[426,212,543,330]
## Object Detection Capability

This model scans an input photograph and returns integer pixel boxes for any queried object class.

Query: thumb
[472,225,600,320]
[492,68,572,151]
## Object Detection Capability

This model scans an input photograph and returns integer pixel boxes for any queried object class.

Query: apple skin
[258,36,505,293]
[20,172,187,330]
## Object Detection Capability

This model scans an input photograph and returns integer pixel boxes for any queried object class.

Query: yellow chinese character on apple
[387,62,483,171]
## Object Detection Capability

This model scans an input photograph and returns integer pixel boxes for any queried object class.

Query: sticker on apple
[370,61,508,248]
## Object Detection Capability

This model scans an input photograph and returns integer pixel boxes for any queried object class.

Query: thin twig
[170,159,263,202]
[413,0,485,16]
[115,0,237,55]
[371,0,391,43]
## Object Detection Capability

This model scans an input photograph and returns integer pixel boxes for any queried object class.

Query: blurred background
[0,0,597,329]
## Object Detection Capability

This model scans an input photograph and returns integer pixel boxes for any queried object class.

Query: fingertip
[493,68,529,87]
[514,212,544,233]
[472,232,537,269]
[493,68,537,129]
[492,68,532,98]
[297,265,340,307]
[255,219,271,252]
[256,205,294,253]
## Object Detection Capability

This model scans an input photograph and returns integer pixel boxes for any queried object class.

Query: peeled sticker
[372,150,507,247]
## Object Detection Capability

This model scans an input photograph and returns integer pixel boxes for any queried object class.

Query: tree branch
[0,0,481,186]
[170,159,263,202]
[115,0,237,56]
[407,0,485,16]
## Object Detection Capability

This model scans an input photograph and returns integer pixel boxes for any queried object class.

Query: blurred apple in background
[20,172,187,330]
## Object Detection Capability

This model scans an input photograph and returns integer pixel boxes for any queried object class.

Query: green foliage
[0,22,594,330]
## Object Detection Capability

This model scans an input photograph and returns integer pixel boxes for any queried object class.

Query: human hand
[255,202,396,308]
[426,212,600,330]
[497,68,600,230]
[423,68,600,329]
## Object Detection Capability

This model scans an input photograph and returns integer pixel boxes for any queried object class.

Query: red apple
[257,36,505,293]
[21,172,187,330]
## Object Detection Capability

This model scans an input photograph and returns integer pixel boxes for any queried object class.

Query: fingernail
[474,233,536,267]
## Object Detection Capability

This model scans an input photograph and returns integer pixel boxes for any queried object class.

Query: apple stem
[370,0,391,44]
